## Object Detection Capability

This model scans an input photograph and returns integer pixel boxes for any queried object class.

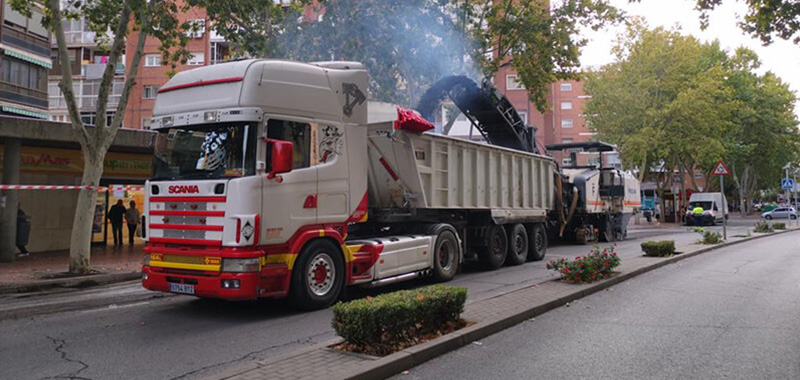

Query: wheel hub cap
[307,253,334,296]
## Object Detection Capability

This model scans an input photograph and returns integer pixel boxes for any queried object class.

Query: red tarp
[394,106,434,133]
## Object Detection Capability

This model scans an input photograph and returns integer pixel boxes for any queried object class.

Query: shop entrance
[92,179,145,246]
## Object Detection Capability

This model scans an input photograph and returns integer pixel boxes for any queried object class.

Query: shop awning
[2,47,52,69]
[2,106,49,119]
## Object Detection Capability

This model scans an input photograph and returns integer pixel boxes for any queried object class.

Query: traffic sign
[712,160,730,176]
[782,178,794,190]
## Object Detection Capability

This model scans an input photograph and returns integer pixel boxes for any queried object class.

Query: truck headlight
[222,258,260,272]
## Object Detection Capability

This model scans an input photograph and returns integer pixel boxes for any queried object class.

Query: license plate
[169,283,195,294]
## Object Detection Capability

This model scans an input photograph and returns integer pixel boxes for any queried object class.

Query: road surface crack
[167,331,332,380]
[732,260,755,274]
[37,335,92,380]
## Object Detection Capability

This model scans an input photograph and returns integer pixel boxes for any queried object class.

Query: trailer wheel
[528,224,548,261]
[289,239,345,311]
[478,225,507,270]
[505,224,528,266]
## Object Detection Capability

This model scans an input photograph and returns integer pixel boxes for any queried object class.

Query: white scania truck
[141,59,636,310]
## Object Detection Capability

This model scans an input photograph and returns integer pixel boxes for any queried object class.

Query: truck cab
[141,60,372,308]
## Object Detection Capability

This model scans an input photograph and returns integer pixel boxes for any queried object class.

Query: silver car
[762,207,797,220]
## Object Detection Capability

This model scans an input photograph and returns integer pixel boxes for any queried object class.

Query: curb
[0,271,141,295]
[333,228,799,380]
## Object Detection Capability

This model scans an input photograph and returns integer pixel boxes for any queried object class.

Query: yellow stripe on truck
[149,261,221,272]
[263,254,298,270]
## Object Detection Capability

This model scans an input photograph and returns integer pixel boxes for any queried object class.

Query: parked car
[762,207,797,220]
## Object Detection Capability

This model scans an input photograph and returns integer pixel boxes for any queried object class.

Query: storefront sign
[0,146,152,178]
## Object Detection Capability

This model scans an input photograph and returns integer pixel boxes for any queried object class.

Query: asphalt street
[0,218,766,380]
[394,226,800,380]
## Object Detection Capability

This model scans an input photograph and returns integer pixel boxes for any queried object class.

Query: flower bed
[331,285,467,356]
[546,245,621,283]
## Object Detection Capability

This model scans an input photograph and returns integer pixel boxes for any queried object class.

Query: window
[267,119,312,169]
[506,75,525,90]
[561,101,572,110]
[143,85,159,99]
[560,82,572,92]
[187,52,205,66]
[185,19,206,38]
[562,157,573,166]
[80,112,115,127]
[561,119,573,128]
[1,57,46,92]
[562,138,573,144]
[142,118,152,130]
[517,110,528,124]
[145,54,161,67]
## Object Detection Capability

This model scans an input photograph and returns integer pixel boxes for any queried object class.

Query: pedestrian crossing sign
[712,160,729,176]
[782,178,794,190]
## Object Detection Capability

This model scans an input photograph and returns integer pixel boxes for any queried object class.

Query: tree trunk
[69,154,104,274]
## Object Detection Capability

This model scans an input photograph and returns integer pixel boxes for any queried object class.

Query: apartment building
[0,0,50,119]
[123,8,231,130]
[48,15,126,126]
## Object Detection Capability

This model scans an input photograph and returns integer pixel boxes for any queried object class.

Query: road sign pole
[720,174,726,240]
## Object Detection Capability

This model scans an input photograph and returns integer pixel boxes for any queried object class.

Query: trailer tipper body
[141,59,631,309]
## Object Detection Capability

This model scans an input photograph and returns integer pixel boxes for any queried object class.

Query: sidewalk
[0,244,143,293]
[205,226,800,380]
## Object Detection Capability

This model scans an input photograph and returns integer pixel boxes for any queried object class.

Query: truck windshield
[152,122,256,180]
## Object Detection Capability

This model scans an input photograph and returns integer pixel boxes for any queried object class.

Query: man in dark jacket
[107,200,126,247]
[17,206,30,256]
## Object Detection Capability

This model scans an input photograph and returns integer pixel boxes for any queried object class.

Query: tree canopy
[694,0,800,45]
[225,0,622,110]
[585,20,799,212]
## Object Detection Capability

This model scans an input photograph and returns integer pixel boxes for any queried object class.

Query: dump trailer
[139,59,562,309]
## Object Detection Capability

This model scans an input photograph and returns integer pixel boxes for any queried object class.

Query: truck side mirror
[264,138,293,179]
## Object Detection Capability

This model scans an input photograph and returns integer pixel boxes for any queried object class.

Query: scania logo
[168,185,200,194]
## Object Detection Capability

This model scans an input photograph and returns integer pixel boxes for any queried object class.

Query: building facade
[123,8,230,130]
[0,0,51,120]
[48,15,126,126]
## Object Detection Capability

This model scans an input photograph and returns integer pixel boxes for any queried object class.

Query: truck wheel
[478,225,507,270]
[289,239,345,311]
[528,224,547,261]
[428,224,459,281]
[504,224,528,266]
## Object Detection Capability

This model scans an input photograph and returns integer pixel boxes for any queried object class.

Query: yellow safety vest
[692,207,704,215]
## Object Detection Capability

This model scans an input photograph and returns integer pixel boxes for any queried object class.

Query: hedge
[332,285,467,354]
[773,222,786,230]
[641,240,676,257]
[754,221,773,233]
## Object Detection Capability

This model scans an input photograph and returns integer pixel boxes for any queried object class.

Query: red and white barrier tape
[0,185,145,191]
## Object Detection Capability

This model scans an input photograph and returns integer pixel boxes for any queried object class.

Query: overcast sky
[580,0,800,118]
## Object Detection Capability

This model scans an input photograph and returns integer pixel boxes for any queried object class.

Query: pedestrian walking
[16,206,30,256]
[125,201,140,246]
[107,199,126,247]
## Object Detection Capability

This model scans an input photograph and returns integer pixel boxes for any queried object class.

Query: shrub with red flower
[546,245,621,283]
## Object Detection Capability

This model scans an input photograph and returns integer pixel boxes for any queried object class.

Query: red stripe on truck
[157,76,244,94]
[378,157,399,181]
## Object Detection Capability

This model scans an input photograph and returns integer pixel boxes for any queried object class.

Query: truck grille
[148,196,226,246]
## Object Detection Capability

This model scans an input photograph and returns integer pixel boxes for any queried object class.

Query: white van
[685,192,729,225]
